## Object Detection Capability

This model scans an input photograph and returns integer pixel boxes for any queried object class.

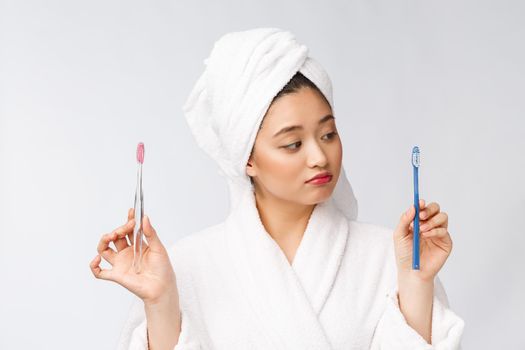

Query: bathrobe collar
[223,188,349,350]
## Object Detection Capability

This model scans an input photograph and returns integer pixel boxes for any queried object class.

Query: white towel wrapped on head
[181,27,358,220]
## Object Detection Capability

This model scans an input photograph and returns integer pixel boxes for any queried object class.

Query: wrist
[144,283,180,309]
[397,274,434,300]
[144,286,181,327]
[398,270,435,285]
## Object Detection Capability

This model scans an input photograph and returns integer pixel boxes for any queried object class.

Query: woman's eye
[283,132,338,151]
[284,141,301,150]
[323,131,338,140]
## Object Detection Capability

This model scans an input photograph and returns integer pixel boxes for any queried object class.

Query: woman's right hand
[90,209,178,305]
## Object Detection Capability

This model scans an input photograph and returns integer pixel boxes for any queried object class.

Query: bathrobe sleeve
[115,295,201,350]
[370,275,465,349]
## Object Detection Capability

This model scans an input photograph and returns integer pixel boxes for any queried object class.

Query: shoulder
[346,219,396,264]
[349,219,393,235]
[348,219,394,245]
[166,221,226,272]
[169,222,225,252]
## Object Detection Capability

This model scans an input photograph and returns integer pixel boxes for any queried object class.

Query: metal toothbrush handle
[132,164,144,273]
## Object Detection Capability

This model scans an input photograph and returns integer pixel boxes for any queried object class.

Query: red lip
[306,171,332,183]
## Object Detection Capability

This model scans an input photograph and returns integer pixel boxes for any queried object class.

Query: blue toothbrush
[412,146,420,270]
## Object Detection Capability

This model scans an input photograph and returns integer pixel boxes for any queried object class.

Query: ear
[246,159,256,177]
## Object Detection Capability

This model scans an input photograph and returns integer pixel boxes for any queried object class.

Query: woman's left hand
[393,199,453,282]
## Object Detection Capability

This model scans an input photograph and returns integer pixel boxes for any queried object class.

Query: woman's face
[246,86,342,205]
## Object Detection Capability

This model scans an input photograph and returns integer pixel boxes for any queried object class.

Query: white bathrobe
[115,27,465,350]
[116,187,465,350]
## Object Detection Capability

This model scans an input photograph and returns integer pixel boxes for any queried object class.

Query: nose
[306,140,328,169]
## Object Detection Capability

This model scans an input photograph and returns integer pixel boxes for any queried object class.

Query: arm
[116,292,203,350]
[397,275,434,344]
[144,285,182,350]
[96,212,202,350]
[370,198,465,349]
[369,275,465,349]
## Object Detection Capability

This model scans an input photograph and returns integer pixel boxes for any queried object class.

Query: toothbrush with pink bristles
[132,142,145,273]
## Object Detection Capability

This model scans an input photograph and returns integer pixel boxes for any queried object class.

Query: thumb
[142,215,163,249]
[394,204,416,240]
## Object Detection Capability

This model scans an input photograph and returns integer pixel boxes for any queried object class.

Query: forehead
[263,87,333,128]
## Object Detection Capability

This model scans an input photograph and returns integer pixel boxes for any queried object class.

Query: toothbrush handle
[413,165,420,270]
[133,164,144,273]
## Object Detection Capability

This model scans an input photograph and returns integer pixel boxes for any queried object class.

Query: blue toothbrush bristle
[412,146,420,167]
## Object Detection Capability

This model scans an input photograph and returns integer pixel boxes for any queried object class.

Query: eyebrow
[272,115,335,138]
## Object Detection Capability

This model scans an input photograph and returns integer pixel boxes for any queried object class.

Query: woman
[90,28,465,350]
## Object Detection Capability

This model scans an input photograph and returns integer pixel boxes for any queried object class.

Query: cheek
[337,145,344,175]
[257,148,303,181]
[333,141,343,163]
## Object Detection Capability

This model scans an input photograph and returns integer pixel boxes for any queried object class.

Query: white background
[1,0,524,349]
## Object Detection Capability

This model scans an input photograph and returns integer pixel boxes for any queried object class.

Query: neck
[253,187,315,245]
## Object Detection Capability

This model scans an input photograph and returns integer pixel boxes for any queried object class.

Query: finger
[420,211,448,232]
[407,199,425,229]
[128,208,134,221]
[116,218,135,237]
[420,202,440,220]
[114,235,128,252]
[142,215,163,250]
[421,227,449,239]
[90,254,115,281]
[118,218,136,243]
[394,205,415,240]
[126,219,136,247]
[97,232,117,264]
[113,220,135,251]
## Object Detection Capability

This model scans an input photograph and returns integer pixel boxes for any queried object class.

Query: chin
[308,187,335,204]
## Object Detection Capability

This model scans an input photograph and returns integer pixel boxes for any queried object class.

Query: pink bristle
[136,142,145,164]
